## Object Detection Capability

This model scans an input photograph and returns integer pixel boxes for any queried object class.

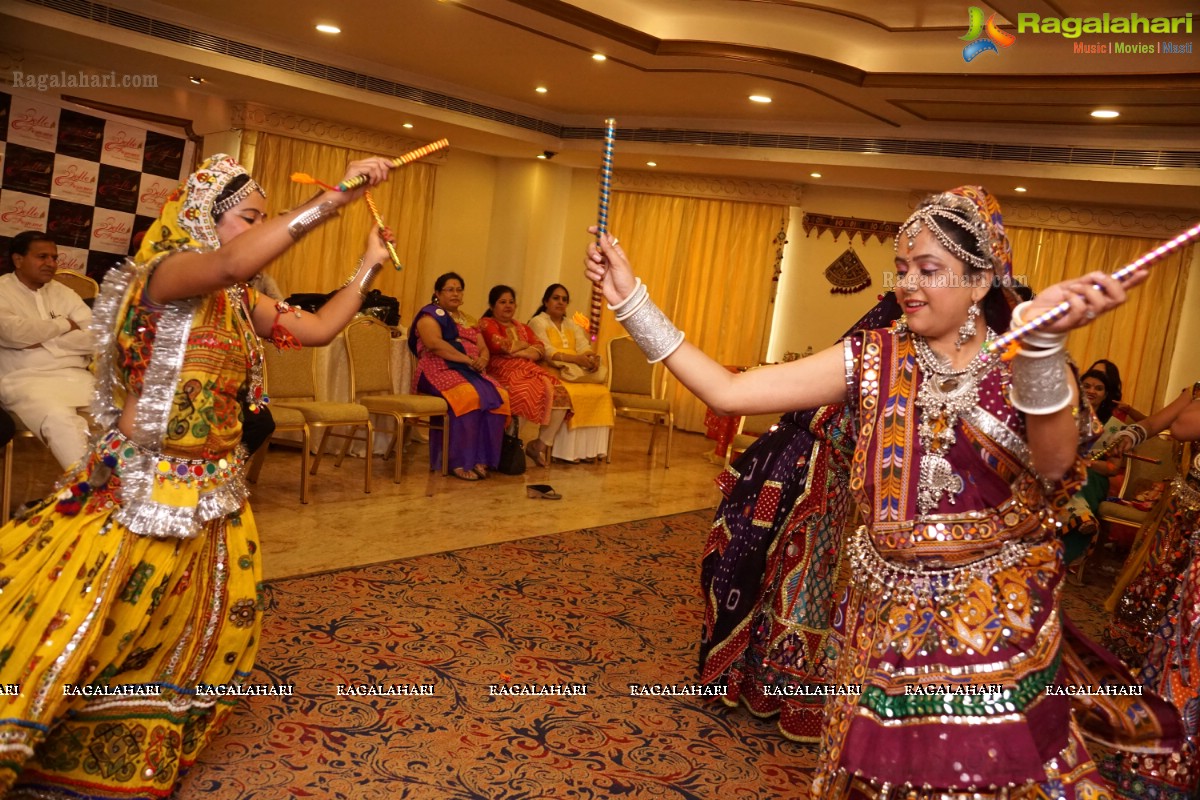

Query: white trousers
[0,369,94,469]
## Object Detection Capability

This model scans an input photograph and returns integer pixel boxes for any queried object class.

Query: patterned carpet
[177,511,1126,799]
[178,511,819,799]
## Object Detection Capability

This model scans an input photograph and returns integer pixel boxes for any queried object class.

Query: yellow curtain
[1008,225,1193,414]
[602,191,788,432]
[240,131,437,324]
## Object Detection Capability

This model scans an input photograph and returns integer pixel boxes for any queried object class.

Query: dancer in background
[0,152,396,796]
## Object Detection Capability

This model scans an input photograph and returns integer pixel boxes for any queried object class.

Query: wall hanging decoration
[823,244,871,294]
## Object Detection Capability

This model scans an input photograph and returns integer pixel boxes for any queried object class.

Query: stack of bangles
[608,278,685,363]
[1007,300,1075,415]
[1110,422,1150,453]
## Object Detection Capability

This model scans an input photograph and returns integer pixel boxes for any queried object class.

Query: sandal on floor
[526,484,562,500]
[474,464,490,479]
[452,467,480,481]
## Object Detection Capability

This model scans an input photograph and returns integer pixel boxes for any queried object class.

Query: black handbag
[496,433,526,475]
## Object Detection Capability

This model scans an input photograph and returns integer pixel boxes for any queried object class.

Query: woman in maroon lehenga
[585,186,1179,798]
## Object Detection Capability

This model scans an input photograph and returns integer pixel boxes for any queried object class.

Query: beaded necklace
[911,329,998,517]
[228,285,267,412]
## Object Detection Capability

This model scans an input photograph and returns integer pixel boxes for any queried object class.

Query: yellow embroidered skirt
[0,490,262,797]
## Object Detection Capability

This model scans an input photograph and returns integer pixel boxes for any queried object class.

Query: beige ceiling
[2,0,1198,209]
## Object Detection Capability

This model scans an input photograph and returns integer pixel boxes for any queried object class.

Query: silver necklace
[911,330,997,517]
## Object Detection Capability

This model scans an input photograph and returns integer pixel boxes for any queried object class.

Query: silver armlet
[609,279,684,363]
[341,257,383,297]
[287,200,340,241]
[1009,346,1073,415]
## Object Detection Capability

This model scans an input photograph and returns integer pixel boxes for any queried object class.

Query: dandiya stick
[364,190,402,270]
[589,118,616,341]
[335,138,450,192]
[984,220,1200,356]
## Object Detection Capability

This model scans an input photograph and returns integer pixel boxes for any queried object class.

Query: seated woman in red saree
[478,285,570,468]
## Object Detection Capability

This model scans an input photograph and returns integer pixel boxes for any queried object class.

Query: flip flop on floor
[452,467,480,481]
[526,484,562,500]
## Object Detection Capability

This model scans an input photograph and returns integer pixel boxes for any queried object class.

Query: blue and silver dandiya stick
[985,219,1200,356]
[590,118,616,340]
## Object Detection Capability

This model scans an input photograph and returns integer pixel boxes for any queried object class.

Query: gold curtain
[240,131,437,323]
[601,191,788,432]
[1008,225,1193,413]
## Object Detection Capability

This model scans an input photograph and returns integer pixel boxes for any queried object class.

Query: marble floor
[3,417,723,580]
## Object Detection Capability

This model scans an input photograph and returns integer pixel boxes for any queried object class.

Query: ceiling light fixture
[592,54,607,62]
[646,161,657,167]
[402,123,414,129]
[810,172,821,178]
[535,86,548,94]
[189,76,205,85]
[1090,109,1120,119]
[315,24,341,34]
[1015,186,1027,192]
[749,95,772,104]
[538,150,556,160]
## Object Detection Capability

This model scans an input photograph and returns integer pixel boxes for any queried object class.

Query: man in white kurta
[0,233,94,469]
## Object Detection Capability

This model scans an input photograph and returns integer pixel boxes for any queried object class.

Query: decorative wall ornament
[823,245,872,294]
[611,170,803,205]
[802,212,899,244]
[770,222,788,302]
[231,103,448,163]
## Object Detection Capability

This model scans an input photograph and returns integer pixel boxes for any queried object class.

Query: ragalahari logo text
[961,6,1017,61]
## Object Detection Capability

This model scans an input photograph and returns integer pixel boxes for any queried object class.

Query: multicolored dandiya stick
[590,118,616,341]
[984,220,1200,356]
[335,138,450,192]
[364,190,402,270]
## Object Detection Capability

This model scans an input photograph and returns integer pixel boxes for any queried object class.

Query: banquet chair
[606,335,674,468]
[344,317,449,482]
[262,343,373,495]
[1076,433,1180,583]
[244,405,312,504]
[1,424,38,526]
[53,270,100,301]
[723,413,782,470]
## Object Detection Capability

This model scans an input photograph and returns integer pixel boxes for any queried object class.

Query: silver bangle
[613,281,684,363]
[1010,301,1067,352]
[287,200,339,241]
[1009,346,1074,415]
[341,257,382,297]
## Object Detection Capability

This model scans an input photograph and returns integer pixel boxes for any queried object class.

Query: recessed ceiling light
[315,24,341,34]
[810,172,821,178]
[1015,186,1027,192]
[592,54,607,62]
[537,153,548,159]
[749,95,772,104]
[1090,109,1120,119]
[189,76,205,85]
[646,161,657,167]
[535,86,548,94]
[402,123,414,129]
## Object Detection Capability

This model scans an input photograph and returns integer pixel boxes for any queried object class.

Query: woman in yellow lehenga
[0,152,396,798]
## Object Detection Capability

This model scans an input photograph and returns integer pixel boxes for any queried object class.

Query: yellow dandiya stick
[985,220,1200,358]
[364,190,402,270]
[335,138,450,192]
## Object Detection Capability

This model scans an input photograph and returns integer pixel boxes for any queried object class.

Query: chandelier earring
[955,303,980,350]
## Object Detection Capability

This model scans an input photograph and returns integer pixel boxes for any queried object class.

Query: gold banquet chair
[1,423,38,526]
[244,404,312,504]
[1076,433,1180,583]
[344,317,449,482]
[53,270,100,301]
[606,335,674,468]
[262,343,373,496]
[723,413,783,470]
